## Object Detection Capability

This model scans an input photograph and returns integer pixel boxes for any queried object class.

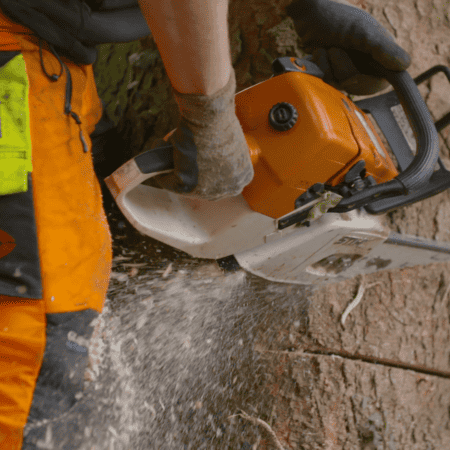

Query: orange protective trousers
[0,10,112,449]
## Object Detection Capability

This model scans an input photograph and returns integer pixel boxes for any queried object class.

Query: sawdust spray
[24,220,312,449]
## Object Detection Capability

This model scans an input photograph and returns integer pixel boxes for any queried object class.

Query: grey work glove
[150,68,254,201]
[286,0,412,95]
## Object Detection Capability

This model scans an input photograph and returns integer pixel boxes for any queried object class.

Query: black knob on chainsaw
[269,102,298,131]
[344,160,366,191]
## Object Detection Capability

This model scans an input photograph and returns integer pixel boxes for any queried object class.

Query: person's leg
[0,299,46,450]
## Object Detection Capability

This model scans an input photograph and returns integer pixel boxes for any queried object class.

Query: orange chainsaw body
[234,57,399,219]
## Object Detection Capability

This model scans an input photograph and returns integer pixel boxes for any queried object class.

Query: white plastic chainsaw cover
[107,161,396,283]
[106,160,450,286]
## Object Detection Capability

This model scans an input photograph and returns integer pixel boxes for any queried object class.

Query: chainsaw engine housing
[236,56,398,220]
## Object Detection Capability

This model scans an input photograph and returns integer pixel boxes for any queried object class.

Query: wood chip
[112,256,132,262]
[229,410,285,450]
[129,267,139,277]
[162,263,173,278]
[121,263,148,267]
[341,276,384,328]
[110,271,128,282]
[341,275,365,328]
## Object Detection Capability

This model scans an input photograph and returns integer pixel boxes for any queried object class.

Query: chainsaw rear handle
[104,140,174,202]
[334,63,440,211]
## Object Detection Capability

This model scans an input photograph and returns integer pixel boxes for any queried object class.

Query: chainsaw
[104,56,450,286]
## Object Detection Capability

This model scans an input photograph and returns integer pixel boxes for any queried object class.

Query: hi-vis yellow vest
[0,0,152,195]
[0,53,32,195]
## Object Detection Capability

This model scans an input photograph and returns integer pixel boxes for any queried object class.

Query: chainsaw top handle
[331,59,439,212]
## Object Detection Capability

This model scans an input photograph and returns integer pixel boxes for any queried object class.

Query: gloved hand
[285,0,412,95]
[149,68,254,201]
